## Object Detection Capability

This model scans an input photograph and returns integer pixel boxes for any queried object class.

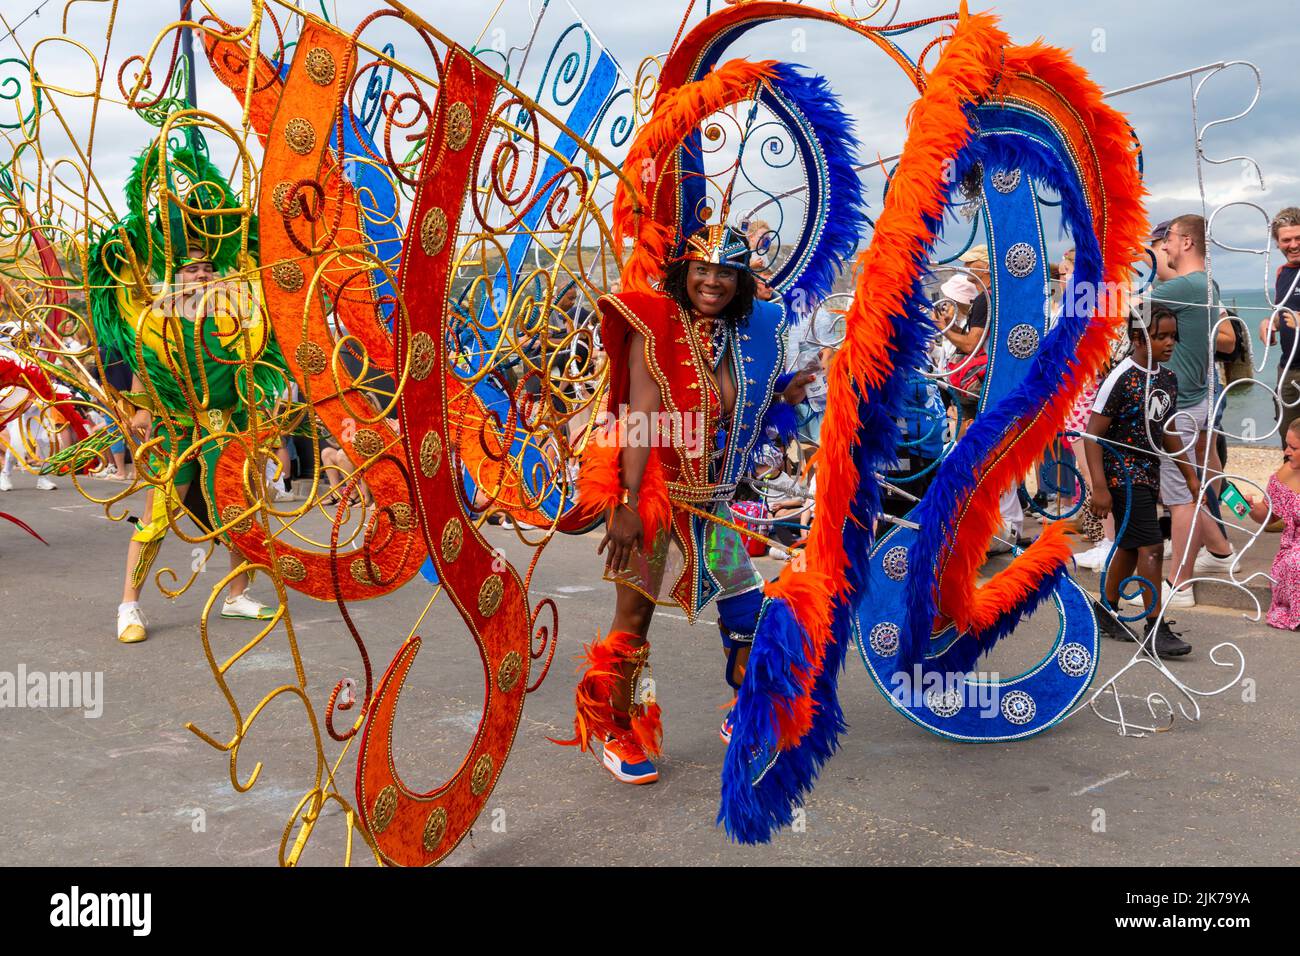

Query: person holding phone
[1242,418,1300,630]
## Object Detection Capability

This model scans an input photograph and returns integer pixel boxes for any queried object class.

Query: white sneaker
[768,546,790,560]
[1162,579,1196,609]
[221,593,275,620]
[117,604,148,644]
[272,487,297,503]
[1193,548,1236,574]
[0,473,11,492]
[1075,541,1113,572]
[35,476,57,491]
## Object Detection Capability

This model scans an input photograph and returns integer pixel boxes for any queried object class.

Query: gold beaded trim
[440,518,463,563]
[353,428,384,459]
[422,806,447,852]
[283,117,316,155]
[478,575,504,618]
[446,101,472,151]
[409,331,435,381]
[497,651,523,694]
[304,46,336,86]
[220,505,252,535]
[420,207,448,257]
[371,785,398,833]
[271,181,303,218]
[389,502,414,532]
[277,555,307,582]
[418,431,442,478]
[469,753,493,796]
[271,260,304,293]
[295,341,327,375]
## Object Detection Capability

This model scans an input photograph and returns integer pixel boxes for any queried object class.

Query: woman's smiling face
[686,261,738,317]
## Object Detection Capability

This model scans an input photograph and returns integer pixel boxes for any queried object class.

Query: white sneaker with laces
[35,476,57,491]
[0,472,11,492]
[1193,548,1236,574]
[221,593,275,620]
[1162,578,1196,609]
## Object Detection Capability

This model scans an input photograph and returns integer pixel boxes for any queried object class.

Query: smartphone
[1219,480,1250,520]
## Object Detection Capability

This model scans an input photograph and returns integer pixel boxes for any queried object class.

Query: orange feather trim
[936,44,1147,630]
[807,10,1009,588]
[756,12,1009,755]
[549,630,661,757]
[763,568,835,749]
[614,59,781,294]
[575,421,671,544]
[631,701,664,759]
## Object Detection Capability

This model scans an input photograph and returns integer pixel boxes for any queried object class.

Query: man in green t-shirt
[1152,214,1236,608]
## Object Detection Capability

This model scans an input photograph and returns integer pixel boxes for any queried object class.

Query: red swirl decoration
[354,46,533,867]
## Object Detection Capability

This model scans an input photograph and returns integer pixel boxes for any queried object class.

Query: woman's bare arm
[598,330,661,573]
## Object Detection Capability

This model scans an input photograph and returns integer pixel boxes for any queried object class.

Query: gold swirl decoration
[4,0,637,868]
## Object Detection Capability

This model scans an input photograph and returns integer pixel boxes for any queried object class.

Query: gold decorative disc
[283,117,316,155]
[371,785,398,833]
[418,431,442,478]
[440,518,463,563]
[277,555,307,582]
[295,341,327,375]
[271,260,304,293]
[497,651,523,694]
[271,181,303,218]
[409,331,435,381]
[353,428,384,458]
[350,557,375,586]
[446,101,472,151]
[422,806,447,852]
[469,753,493,796]
[389,502,414,532]
[420,207,448,257]
[304,46,336,86]
[478,575,504,618]
[220,505,252,535]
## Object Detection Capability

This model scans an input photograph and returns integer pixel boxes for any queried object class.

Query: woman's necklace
[693,313,727,371]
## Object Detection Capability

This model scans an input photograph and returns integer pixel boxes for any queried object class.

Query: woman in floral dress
[1246,419,1300,629]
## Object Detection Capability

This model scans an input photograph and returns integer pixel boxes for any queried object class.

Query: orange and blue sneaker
[720,709,734,745]
[601,731,658,784]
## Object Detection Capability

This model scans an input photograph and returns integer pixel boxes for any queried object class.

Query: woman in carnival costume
[554,54,869,843]
[562,223,815,784]
[86,141,289,644]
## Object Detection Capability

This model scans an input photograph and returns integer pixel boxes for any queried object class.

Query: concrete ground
[0,474,1295,866]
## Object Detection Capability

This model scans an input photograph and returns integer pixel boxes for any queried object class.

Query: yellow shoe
[117,605,148,644]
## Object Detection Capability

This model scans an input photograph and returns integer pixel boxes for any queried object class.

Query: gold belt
[667,481,737,505]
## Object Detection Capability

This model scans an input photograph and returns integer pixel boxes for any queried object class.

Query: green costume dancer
[87,141,290,644]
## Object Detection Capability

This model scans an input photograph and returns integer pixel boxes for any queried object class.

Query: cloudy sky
[2,0,1295,292]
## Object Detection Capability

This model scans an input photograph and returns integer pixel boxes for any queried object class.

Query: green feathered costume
[86,139,289,562]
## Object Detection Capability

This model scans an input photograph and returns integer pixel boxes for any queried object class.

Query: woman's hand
[598,500,644,574]
[129,406,152,441]
[781,369,817,406]
[1089,486,1113,519]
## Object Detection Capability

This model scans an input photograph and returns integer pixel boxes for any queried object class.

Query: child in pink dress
[1246,419,1300,630]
